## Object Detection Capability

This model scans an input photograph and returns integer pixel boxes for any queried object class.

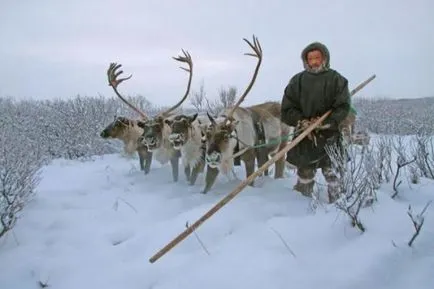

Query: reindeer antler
[107,63,148,120]
[158,50,193,118]
[224,35,263,122]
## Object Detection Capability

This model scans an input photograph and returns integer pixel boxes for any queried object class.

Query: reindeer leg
[274,155,285,179]
[138,147,152,174]
[170,155,180,182]
[274,143,286,179]
[256,148,269,176]
[242,150,256,187]
[144,151,153,174]
[184,163,191,182]
[189,161,204,186]
[137,149,145,171]
[201,165,219,194]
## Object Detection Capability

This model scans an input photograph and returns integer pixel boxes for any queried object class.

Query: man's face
[307,49,324,70]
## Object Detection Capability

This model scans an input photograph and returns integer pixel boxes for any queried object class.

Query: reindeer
[100,50,193,181]
[100,115,152,173]
[100,65,153,173]
[339,110,356,144]
[201,36,291,194]
[164,112,211,185]
[136,50,194,183]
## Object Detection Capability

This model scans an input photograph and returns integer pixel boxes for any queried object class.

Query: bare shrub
[392,156,417,199]
[218,85,237,108]
[411,133,434,179]
[325,141,377,233]
[408,164,420,184]
[407,201,432,247]
[190,81,206,112]
[391,136,417,198]
[204,97,223,116]
[374,135,394,183]
[198,85,239,117]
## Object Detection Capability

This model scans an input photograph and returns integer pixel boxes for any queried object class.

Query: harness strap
[233,128,241,166]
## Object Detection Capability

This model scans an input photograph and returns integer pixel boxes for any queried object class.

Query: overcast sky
[1,0,433,107]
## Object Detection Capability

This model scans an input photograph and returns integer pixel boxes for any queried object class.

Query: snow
[1,150,434,289]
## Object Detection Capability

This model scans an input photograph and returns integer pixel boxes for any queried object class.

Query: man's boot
[327,181,340,203]
[293,180,314,197]
[322,166,340,203]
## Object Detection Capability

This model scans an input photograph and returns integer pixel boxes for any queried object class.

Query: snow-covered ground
[0,149,433,289]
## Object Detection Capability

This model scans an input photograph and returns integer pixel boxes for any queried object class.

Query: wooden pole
[148,74,376,264]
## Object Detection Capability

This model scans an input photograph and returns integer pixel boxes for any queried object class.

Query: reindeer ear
[230,120,239,128]
[190,113,198,122]
[118,117,129,125]
[206,111,216,125]
[137,120,146,128]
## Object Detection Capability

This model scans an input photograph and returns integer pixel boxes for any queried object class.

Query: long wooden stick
[148,74,376,264]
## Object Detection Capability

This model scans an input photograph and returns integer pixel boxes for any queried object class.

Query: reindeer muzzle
[205,151,221,168]
[169,133,184,149]
[100,130,109,138]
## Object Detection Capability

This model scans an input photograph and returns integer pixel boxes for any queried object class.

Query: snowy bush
[1,91,433,165]
[353,96,434,135]
[410,133,434,180]
[0,114,44,238]
[325,142,377,232]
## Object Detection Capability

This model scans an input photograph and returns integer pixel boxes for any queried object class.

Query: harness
[200,130,207,162]
[232,110,266,166]
[250,109,267,167]
[250,110,266,146]
[233,128,241,166]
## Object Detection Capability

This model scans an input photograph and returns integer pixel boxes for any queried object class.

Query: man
[281,42,351,203]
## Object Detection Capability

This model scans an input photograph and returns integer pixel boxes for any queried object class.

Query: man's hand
[309,117,331,130]
[297,117,331,144]
[297,119,315,141]
[299,119,312,129]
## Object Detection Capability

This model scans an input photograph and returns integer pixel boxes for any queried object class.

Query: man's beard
[307,63,326,73]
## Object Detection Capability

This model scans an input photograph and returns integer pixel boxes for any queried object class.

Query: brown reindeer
[100,115,152,173]
[339,110,356,144]
[100,64,152,173]
[338,109,371,146]
[201,36,291,194]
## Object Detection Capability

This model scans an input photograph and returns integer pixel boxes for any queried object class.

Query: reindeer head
[137,116,169,151]
[100,116,137,139]
[204,113,240,168]
[202,35,263,169]
[105,49,193,151]
[164,113,199,150]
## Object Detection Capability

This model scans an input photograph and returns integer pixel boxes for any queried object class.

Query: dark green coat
[281,42,351,168]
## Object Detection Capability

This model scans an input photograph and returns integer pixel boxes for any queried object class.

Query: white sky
[1,0,433,106]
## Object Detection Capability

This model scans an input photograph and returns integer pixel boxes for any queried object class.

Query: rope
[231,124,349,152]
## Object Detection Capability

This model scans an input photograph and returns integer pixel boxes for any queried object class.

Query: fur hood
[301,42,330,71]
